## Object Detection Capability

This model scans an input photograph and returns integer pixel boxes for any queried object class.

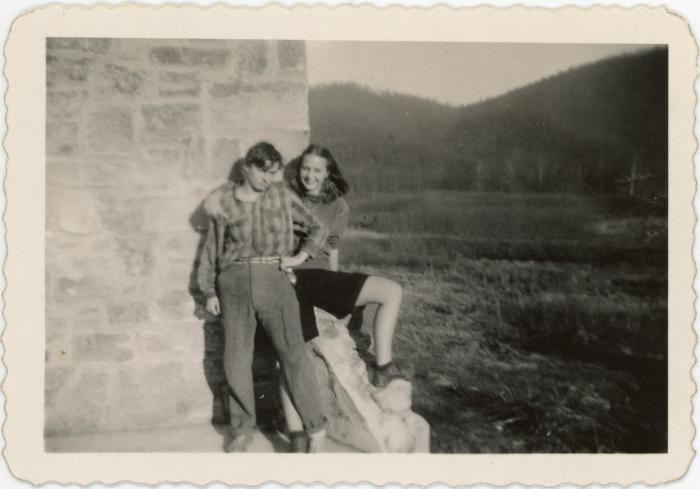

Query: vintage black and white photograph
[2,2,697,486]
[41,36,669,455]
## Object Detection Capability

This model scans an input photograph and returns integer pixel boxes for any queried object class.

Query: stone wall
[45,38,310,436]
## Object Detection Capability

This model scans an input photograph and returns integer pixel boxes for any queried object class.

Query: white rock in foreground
[309,308,430,453]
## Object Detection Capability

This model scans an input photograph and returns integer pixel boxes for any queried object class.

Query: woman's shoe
[349,329,372,352]
[369,360,415,389]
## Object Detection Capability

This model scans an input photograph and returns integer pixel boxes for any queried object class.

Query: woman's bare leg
[354,276,402,366]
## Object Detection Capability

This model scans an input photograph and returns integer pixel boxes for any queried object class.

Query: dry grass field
[341,191,667,453]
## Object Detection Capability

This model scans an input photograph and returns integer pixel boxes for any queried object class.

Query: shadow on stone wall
[187,165,281,443]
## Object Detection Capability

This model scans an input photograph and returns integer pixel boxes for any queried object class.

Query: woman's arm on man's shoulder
[286,188,328,260]
[327,198,350,270]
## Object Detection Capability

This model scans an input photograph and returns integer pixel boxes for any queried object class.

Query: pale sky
[307,42,654,106]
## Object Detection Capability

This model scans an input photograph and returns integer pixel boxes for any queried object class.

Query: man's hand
[206,296,221,316]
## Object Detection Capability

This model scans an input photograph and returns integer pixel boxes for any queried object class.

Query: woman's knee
[374,277,402,306]
[357,276,402,306]
[385,280,402,305]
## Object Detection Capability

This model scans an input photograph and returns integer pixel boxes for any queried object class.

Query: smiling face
[299,154,329,195]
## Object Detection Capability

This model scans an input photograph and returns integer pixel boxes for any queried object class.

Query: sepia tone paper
[3,4,696,486]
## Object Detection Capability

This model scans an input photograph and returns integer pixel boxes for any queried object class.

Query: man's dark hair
[245,142,283,170]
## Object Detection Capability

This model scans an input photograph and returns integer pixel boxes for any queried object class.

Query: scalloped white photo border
[2,3,696,486]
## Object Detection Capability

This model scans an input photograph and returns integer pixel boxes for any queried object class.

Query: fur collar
[203,182,290,221]
[203,182,235,219]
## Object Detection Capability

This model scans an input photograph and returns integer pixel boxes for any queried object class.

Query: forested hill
[308,84,462,192]
[309,47,667,195]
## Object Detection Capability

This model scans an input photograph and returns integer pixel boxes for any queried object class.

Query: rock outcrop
[309,308,430,453]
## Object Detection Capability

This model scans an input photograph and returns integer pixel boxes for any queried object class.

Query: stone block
[113,361,212,429]
[46,160,87,186]
[44,366,77,408]
[71,333,133,362]
[46,121,79,157]
[87,106,133,154]
[47,38,111,54]
[143,146,186,166]
[103,64,145,94]
[154,235,201,283]
[159,71,199,83]
[171,368,216,426]
[47,158,124,187]
[137,333,174,355]
[46,54,95,87]
[162,233,195,255]
[238,130,309,163]
[209,83,308,132]
[151,46,229,67]
[47,298,107,332]
[106,301,151,325]
[277,40,306,69]
[47,38,82,50]
[208,81,242,98]
[184,136,208,174]
[235,40,269,75]
[141,104,200,132]
[180,137,228,182]
[47,90,86,118]
[159,71,201,97]
[155,289,194,321]
[46,183,61,232]
[47,236,132,303]
[211,137,241,172]
[46,330,73,364]
[84,39,111,54]
[113,235,155,277]
[159,85,201,97]
[94,191,145,235]
[45,368,114,436]
[138,129,196,147]
[50,273,101,301]
[137,324,204,357]
[143,196,199,232]
[58,187,101,233]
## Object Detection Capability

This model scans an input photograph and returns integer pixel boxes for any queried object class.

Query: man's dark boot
[289,431,310,453]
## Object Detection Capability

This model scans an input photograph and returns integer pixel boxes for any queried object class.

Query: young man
[197,142,328,452]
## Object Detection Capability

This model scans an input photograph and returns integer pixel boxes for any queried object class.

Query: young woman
[278,144,412,450]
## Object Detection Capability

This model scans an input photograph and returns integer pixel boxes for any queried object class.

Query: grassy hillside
[341,191,667,453]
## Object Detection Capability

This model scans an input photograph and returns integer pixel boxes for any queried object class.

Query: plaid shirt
[197,182,327,298]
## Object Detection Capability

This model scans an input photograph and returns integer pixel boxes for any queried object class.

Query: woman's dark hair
[288,144,350,202]
[245,141,282,170]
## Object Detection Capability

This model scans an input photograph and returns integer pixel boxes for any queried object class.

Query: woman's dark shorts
[293,269,369,341]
